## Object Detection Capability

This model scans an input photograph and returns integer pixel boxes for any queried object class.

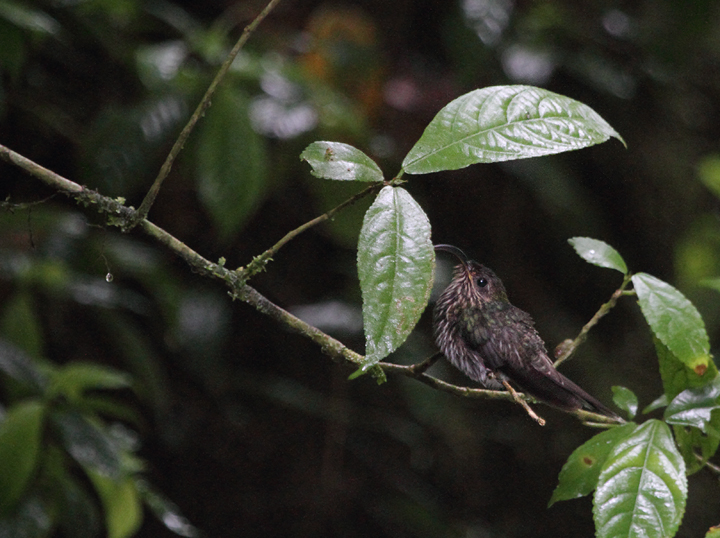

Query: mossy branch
[0,142,622,427]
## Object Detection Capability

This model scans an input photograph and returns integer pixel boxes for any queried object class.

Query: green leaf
[664,377,720,435]
[356,186,434,372]
[549,422,637,507]
[707,525,720,538]
[655,339,720,473]
[48,362,132,402]
[568,237,628,274]
[594,419,687,538]
[196,85,268,242]
[87,471,143,538]
[52,410,122,479]
[0,291,44,359]
[700,278,720,294]
[300,141,383,182]
[642,393,668,415]
[0,340,46,392]
[137,479,200,537]
[0,399,46,515]
[632,272,711,371]
[402,85,624,175]
[611,386,638,420]
[0,495,52,537]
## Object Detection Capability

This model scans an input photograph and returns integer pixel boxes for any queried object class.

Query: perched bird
[433,244,618,421]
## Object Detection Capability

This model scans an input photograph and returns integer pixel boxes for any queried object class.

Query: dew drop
[106,273,114,283]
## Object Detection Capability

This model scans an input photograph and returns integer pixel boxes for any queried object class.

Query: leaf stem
[554,274,633,368]
[129,0,283,227]
[241,182,382,280]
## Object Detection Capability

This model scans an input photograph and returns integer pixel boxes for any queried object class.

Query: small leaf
[594,419,687,538]
[568,237,628,274]
[0,399,46,515]
[52,410,122,479]
[196,85,268,242]
[611,386,638,420]
[642,393,668,414]
[707,525,720,538]
[48,362,132,402]
[632,273,710,369]
[549,422,637,507]
[402,85,624,175]
[137,479,200,537]
[300,141,383,182]
[356,186,434,373]
[87,471,142,538]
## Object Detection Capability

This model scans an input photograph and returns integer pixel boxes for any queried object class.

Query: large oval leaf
[300,141,383,182]
[549,422,637,507]
[356,186,434,371]
[196,85,268,242]
[0,399,46,515]
[632,273,710,370]
[569,237,628,274]
[594,419,687,538]
[402,85,624,174]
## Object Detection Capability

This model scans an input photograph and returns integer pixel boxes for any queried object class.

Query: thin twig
[405,352,443,375]
[554,274,634,368]
[130,0,284,227]
[502,379,546,426]
[0,141,622,427]
[241,182,382,279]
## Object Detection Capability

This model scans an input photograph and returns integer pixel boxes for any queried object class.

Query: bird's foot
[501,379,546,426]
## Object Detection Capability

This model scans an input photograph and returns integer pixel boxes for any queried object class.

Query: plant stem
[0,141,622,427]
[242,182,382,279]
[130,0,284,227]
[554,274,634,368]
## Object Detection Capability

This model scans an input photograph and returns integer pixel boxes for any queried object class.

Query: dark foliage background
[2,0,720,536]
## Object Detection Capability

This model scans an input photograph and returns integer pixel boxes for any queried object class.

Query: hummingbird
[433,244,618,421]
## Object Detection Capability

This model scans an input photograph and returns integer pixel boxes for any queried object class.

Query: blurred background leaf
[2,0,720,536]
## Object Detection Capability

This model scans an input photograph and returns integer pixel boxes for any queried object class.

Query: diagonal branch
[0,142,621,427]
[129,0,284,228]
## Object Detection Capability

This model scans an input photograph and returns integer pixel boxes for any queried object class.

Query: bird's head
[434,244,508,305]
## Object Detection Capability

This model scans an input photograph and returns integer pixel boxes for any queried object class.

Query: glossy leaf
[655,339,720,473]
[664,377,720,435]
[300,141,383,182]
[48,362,132,402]
[138,479,200,537]
[0,340,46,391]
[707,526,720,538]
[549,422,637,507]
[356,186,434,372]
[568,237,628,274]
[633,273,710,371]
[402,85,624,174]
[611,386,638,420]
[594,419,687,538]
[87,471,143,538]
[0,399,46,515]
[52,410,122,479]
[642,393,668,415]
[196,85,268,242]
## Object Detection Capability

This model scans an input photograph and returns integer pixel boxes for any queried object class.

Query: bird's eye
[476,277,487,288]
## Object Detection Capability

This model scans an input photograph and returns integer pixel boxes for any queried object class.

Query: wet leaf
[594,420,687,538]
[355,186,434,373]
[0,399,46,515]
[300,141,383,182]
[549,422,637,507]
[402,85,624,174]
[611,386,638,420]
[664,377,720,435]
[48,362,132,402]
[633,273,710,371]
[52,410,122,479]
[568,237,628,274]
